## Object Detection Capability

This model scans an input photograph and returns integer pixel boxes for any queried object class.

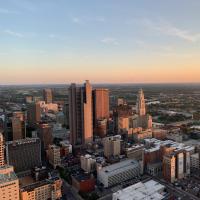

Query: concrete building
[43,88,53,104]
[97,159,140,188]
[60,140,72,157]
[0,132,4,166]
[134,129,152,142]
[163,154,176,183]
[12,111,26,140]
[0,165,20,200]
[69,80,93,146]
[47,145,61,169]
[190,153,199,170]
[6,138,42,173]
[146,162,162,176]
[113,180,166,200]
[125,144,144,161]
[20,177,62,200]
[103,135,121,158]
[176,151,184,179]
[80,154,96,173]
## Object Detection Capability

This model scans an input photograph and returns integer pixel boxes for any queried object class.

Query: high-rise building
[103,136,121,158]
[69,80,93,146]
[135,89,152,130]
[163,154,176,183]
[12,111,26,140]
[43,88,53,104]
[6,138,42,173]
[0,132,4,166]
[136,89,146,116]
[27,103,41,127]
[37,123,53,150]
[0,165,20,200]
[93,88,109,124]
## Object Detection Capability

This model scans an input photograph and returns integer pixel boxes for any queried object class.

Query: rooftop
[113,180,165,200]
[98,159,139,176]
[0,165,18,184]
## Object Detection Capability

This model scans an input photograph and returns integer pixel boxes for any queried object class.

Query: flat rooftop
[0,165,18,184]
[99,159,139,176]
[113,179,165,200]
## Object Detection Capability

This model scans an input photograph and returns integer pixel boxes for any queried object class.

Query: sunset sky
[0,0,200,84]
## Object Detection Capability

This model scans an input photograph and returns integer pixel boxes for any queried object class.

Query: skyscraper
[27,102,41,127]
[136,89,146,116]
[136,89,152,130]
[93,88,109,122]
[93,89,109,137]
[37,123,53,150]
[12,111,26,140]
[69,80,93,146]
[0,132,4,166]
[43,88,53,104]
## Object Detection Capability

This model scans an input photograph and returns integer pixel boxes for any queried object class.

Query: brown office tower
[43,89,53,104]
[12,111,26,140]
[37,123,53,150]
[93,89,109,137]
[0,132,4,166]
[27,103,41,127]
[69,80,93,146]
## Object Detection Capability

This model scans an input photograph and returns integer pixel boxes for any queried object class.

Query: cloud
[141,19,200,42]
[4,30,24,38]
[72,17,82,24]
[101,38,119,45]
[0,8,20,14]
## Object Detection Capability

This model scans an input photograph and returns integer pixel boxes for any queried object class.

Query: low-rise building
[97,159,140,188]
[20,177,62,200]
[80,154,96,173]
[113,179,166,200]
[72,173,95,193]
[47,145,61,169]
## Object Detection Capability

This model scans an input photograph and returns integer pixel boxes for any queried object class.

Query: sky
[0,0,200,84]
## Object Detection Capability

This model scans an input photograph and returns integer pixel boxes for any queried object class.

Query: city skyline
[1,0,200,84]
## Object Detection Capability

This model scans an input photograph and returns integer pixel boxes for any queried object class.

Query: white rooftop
[113,180,165,200]
[144,138,195,153]
[99,159,139,177]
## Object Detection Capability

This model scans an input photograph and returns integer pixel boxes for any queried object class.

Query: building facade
[6,138,42,173]
[69,80,93,146]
